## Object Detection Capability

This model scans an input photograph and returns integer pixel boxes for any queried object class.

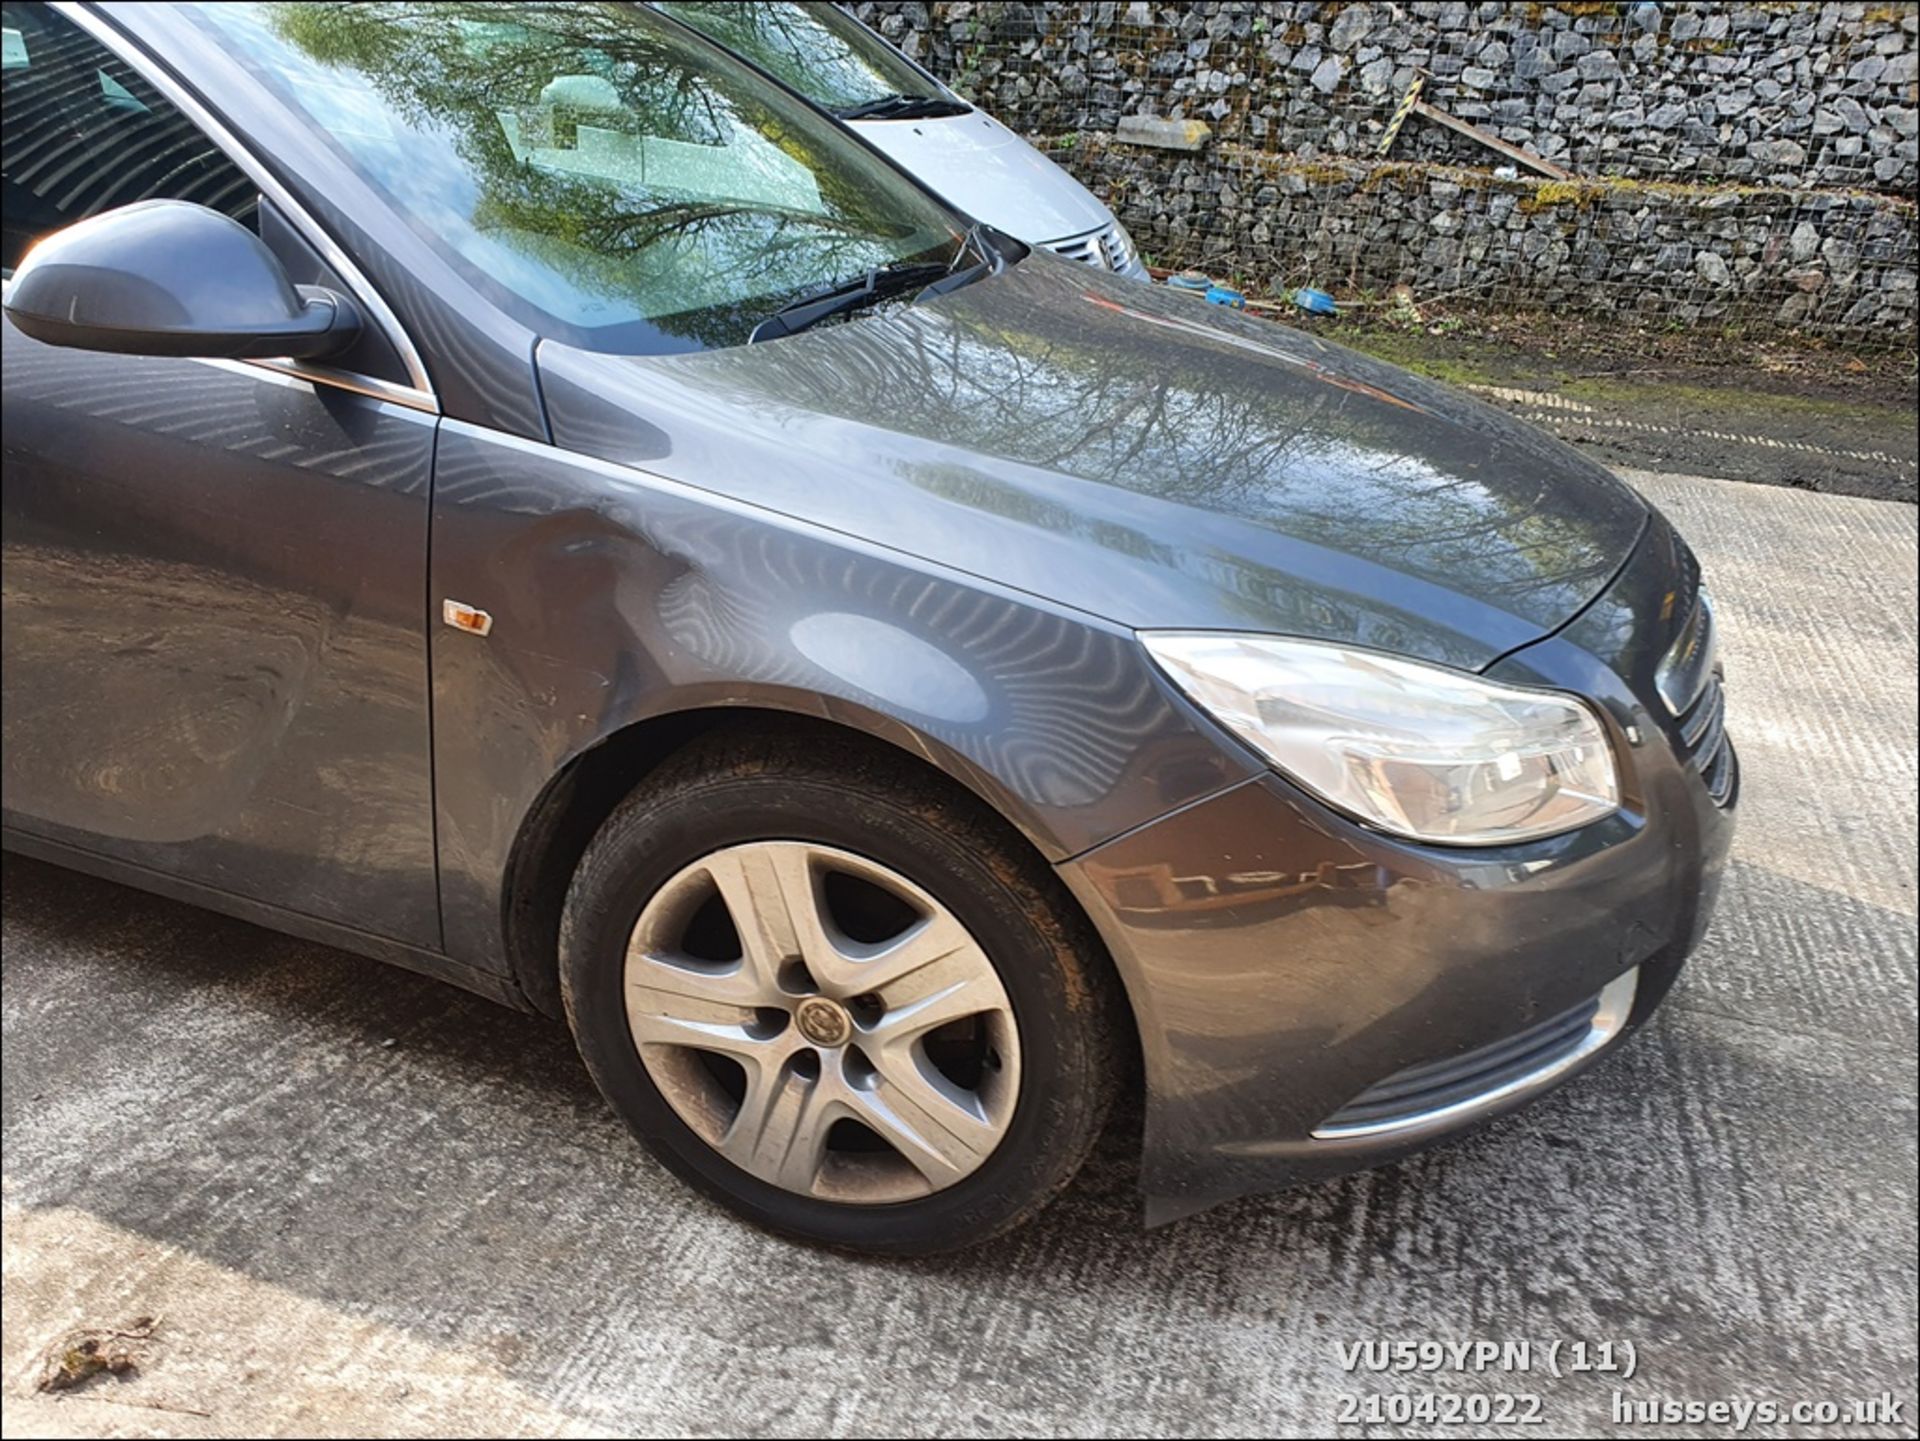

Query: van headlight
[1143,633,1621,845]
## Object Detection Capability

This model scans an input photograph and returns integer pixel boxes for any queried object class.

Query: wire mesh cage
[849,0,1919,352]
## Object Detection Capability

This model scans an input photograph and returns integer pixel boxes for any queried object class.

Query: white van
[656,1,1148,279]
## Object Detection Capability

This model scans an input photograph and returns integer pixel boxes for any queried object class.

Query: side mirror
[3,199,360,361]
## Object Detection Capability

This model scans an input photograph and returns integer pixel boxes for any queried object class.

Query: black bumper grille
[1662,593,1736,808]
[1678,670,1735,807]
[1316,994,1601,1134]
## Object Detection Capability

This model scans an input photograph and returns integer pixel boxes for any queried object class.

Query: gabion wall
[849,1,1919,348]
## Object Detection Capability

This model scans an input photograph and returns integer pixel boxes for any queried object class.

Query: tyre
[558,728,1121,1254]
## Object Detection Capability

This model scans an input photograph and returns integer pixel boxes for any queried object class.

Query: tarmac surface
[3,466,1916,1438]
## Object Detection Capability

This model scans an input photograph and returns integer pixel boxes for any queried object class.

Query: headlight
[1143,633,1620,845]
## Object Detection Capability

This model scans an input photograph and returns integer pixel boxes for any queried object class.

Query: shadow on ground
[3,847,1914,1436]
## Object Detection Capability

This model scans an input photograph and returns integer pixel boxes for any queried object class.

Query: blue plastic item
[1292,287,1338,315]
[1163,271,1246,309]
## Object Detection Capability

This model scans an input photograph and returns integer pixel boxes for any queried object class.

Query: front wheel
[558,730,1121,1254]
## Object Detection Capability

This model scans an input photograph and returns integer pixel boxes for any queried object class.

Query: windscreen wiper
[830,93,969,121]
[747,227,1001,345]
[919,222,997,299]
[747,260,951,344]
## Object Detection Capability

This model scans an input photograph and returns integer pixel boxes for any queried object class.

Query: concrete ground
[1338,321,1920,504]
[3,468,1916,1438]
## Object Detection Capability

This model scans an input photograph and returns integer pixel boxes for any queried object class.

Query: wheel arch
[500,698,1081,1019]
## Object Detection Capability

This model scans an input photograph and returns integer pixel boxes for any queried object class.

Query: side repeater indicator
[442,599,493,637]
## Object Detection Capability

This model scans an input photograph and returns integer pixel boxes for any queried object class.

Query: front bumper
[1059,513,1737,1223]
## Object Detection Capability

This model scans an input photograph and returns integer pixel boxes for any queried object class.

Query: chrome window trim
[48,1,439,414]
[234,357,439,411]
[1309,967,1640,1142]
[187,355,443,415]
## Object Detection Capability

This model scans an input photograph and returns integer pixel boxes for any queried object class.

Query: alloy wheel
[623,841,1021,1204]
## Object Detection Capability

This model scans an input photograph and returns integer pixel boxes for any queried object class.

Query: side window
[1,0,257,274]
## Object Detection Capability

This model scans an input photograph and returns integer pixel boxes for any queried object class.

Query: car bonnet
[533,253,1647,671]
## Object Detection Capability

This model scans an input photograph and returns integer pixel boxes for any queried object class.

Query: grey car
[1,0,1735,1254]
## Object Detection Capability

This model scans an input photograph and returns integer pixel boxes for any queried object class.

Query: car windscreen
[654,2,955,116]
[186,1,968,354]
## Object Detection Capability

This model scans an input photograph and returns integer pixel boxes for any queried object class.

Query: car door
[0,0,442,947]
